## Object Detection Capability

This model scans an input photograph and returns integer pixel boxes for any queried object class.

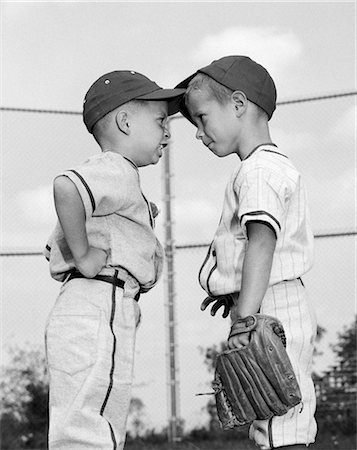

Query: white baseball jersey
[199,143,314,296]
[44,151,163,291]
[45,150,163,449]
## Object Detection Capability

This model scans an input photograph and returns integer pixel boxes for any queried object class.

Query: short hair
[185,73,269,121]
[92,99,150,142]
[185,73,233,104]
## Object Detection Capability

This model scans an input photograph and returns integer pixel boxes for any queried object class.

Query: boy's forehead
[186,88,213,109]
[144,100,169,114]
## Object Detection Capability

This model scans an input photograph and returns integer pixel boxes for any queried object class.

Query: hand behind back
[75,246,108,278]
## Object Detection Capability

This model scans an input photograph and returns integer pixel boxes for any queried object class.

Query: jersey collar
[243,143,283,160]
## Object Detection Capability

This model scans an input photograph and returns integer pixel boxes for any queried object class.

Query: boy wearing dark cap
[44,71,184,449]
[176,56,317,449]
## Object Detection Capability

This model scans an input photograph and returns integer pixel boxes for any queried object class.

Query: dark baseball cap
[176,55,277,122]
[83,70,186,133]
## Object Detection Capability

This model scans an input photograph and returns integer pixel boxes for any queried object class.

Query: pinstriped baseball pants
[45,271,141,450]
[249,279,318,449]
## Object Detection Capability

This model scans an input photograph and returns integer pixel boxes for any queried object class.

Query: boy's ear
[231,91,247,117]
[115,110,131,135]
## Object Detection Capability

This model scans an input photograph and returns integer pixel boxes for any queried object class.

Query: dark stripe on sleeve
[241,210,281,230]
[68,169,96,213]
[46,245,51,252]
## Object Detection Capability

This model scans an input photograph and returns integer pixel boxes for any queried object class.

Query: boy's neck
[100,145,140,169]
[237,126,273,160]
[99,140,128,159]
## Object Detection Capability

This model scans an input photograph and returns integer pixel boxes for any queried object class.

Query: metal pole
[162,138,180,443]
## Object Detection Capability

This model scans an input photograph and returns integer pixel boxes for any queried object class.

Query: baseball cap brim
[174,72,203,126]
[137,88,186,116]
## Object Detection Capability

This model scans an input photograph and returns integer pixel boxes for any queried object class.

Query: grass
[124,433,357,450]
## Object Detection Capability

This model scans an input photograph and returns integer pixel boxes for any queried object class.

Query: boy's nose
[164,128,171,139]
[195,128,204,140]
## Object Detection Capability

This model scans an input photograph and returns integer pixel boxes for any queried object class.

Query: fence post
[162,139,181,443]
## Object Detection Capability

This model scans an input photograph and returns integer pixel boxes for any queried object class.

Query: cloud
[173,198,219,243]
[16,184,56,227]
[1,185,56,250]
[190,26,303,79]
[330,104,356,142]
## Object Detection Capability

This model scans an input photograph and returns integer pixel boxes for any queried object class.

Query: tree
[331,315,356,382]
[0,344,151,448]
[126,397,146,438]
[314,316,357,436]
[198,342,227,432]
[0,343,49,449]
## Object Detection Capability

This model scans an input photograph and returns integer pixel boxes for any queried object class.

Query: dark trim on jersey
[141,192,154,228]
[243,143,277,160]
[68,169,96,213]
[100,269,118,448]
[206,260,217,297]
[241,210,281,230]
[123,156,138,171]
[108,422,117,450]
[44,245,51,261]
[198,242,213,289]
[261,148,288,158]
[268,417,274,448]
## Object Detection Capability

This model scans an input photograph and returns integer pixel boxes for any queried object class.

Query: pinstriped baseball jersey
[44,151,163,291]
[199,143,314,296]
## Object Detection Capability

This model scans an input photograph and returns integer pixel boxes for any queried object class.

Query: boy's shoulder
[74,151,137,175]
[60,152,138,191]
[235,145,301,189]
[241,145,297,175]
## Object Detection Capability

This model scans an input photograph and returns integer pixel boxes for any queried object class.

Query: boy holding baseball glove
[176,56,317,449]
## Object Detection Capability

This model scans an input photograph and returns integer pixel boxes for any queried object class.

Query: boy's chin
[210,147,231,158]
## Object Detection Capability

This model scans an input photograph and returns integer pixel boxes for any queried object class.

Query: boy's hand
[200,294,234,318]
[228,306,253,349]
[75,246,108,278]
[228,332,250,349]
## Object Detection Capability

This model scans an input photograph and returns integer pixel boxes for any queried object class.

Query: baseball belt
[67,270,140,301]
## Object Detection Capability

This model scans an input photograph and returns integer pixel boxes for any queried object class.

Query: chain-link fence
[1,92,356,435]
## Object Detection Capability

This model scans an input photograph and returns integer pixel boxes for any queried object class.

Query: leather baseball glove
[213,314,302,430]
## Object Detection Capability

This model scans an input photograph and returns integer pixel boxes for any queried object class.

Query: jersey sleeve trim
[241,210,281,230]
[68,169,96,212]
[241,210,281,238]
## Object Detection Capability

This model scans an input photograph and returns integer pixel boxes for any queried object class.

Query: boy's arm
[229,221,276,349]
[54,175,107,278]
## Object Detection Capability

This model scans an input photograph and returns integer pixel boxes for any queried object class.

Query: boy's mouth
[205,141,214,149]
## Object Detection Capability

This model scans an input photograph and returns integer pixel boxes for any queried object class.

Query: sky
[1,0,356,433]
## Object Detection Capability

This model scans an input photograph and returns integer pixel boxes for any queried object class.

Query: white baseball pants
[45,269,141,450]
[249,278,317,449]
